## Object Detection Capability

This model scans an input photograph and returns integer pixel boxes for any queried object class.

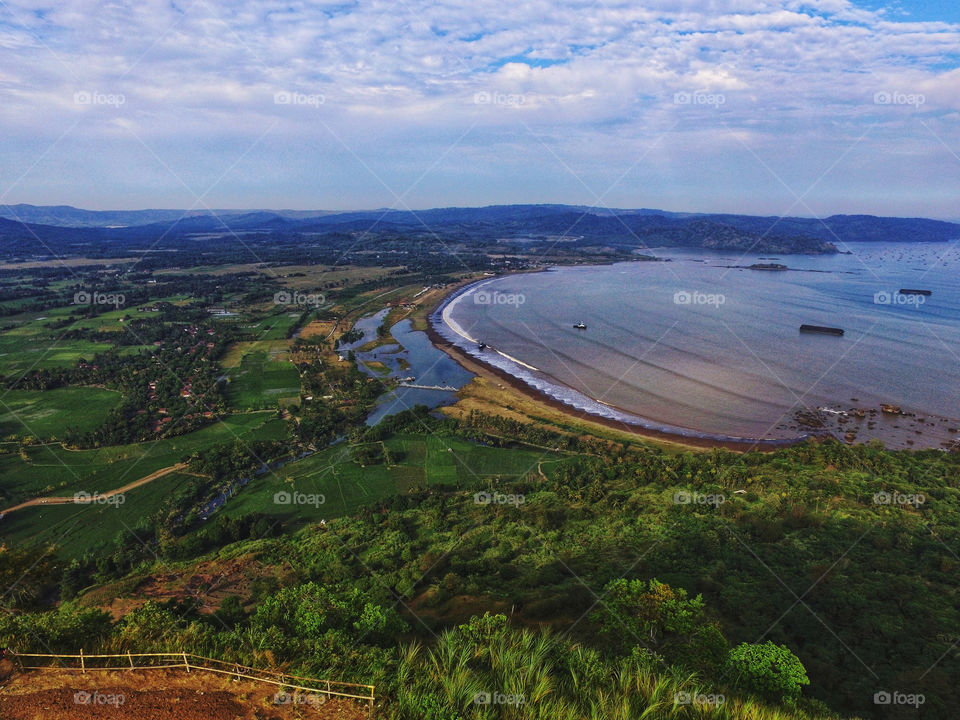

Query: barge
[799,324,844,336]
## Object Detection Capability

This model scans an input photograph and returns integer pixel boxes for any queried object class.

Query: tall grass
[389,620,835,720]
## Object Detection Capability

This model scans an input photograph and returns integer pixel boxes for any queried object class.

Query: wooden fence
[10,651,375,713]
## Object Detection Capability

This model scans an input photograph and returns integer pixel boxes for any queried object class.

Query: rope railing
[9,650,375,712]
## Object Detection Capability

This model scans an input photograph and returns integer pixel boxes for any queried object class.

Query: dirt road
[0,463,189,515]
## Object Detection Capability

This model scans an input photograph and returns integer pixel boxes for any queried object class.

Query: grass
[0,412,286,507]
[0,386,122,439]
[396,626,811,720]
[220,339,289,368]
[445,375,696,455]
[232,311,304,342]
[223,348,300,410]
[0,257,138,270]
[297,319,337,342]
[0,471,197,558]
[0,334,113,375]
[0,303,160,375]
[154,262,402,285]
[219,434,558,528]
[65,296,194,332]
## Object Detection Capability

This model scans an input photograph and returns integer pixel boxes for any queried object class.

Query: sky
[0,0,958,218]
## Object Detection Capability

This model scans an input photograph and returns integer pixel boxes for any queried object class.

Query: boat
[799,324,844,336]
[748,263,788,271]
[573,322,587,330]
[899,288,932,296]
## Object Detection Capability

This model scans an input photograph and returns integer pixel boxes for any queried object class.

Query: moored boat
[799,324,844,336]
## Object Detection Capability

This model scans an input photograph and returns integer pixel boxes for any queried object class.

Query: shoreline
[423,276,798,453]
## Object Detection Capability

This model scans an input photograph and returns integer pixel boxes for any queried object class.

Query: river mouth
[433,243,960,451]
[342,311,474,426]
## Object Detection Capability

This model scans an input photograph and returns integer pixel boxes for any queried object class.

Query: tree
[727,641,810,701]
[591,578,727,675]
[0,545,54,609]
[213,595,246,628]
[593,578,704,649]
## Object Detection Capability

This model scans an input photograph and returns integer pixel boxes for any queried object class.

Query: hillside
[3,203,958,258]
[0,249,956,718]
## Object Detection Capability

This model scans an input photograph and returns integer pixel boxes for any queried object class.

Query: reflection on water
[354,317,474,426]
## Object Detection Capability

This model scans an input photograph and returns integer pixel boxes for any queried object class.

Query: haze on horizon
[0,0,958,219]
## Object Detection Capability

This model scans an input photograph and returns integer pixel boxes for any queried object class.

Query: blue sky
[858,0,960,24]
[0,0,958,218]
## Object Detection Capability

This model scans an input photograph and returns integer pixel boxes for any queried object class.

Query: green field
[0,303,131,375]
[220,434,560,526]
[242,311,303,341]
[0,471,196,558]
[0,333,114,375]
[0,386,122,439]
[224,349,300,409]
[0,412,286,507]
[1,430,560,557]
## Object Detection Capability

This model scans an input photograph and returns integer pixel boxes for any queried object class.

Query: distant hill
[0,204,333,228]
[696,213,960,245]
[1,203,958,256]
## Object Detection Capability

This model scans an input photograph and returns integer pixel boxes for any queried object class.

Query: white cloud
[0,0,956,213]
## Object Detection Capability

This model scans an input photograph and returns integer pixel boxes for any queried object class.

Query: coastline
[423,275,798,453]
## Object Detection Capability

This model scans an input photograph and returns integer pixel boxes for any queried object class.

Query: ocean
[435,242,960,449]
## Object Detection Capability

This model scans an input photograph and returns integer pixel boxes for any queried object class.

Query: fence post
[183,652,190,672]
[128,651,134,671]
[80,648,85,674]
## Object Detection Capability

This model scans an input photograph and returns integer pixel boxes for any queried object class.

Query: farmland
[0,334,114,375]
[0,386,122,439]
[222,346,300,411]
[0,412,286,509]
[0,470,197,557]
[220,434,562,526]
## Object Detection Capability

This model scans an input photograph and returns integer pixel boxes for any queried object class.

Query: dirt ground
[0,669,372,720]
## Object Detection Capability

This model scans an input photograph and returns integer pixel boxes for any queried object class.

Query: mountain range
[2,203,959,257]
